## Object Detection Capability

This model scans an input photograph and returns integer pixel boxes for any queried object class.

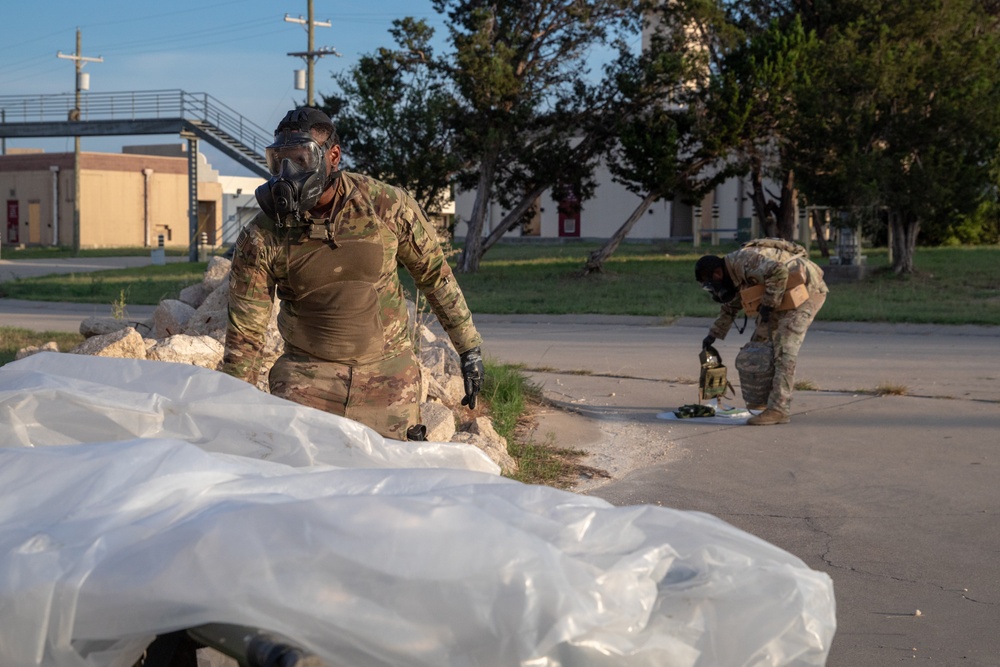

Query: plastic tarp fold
[0,354,835,666]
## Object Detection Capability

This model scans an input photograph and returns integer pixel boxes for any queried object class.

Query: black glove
[702,335,716,350]
[758,305,773,324]
[459,346,484,409]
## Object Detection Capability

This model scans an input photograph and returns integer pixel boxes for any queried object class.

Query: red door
[6,200,19,244]
[557,191,581,237]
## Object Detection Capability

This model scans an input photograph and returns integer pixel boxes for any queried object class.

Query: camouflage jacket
[710,238,829,340]
[222,171,482,384]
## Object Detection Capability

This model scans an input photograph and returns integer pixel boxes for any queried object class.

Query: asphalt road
[479,314,1000,667]
[2,258,998,665]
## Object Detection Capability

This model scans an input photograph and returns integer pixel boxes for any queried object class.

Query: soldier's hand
[758,305,773,324]
[459,346,485,410]
[702,335,716,350]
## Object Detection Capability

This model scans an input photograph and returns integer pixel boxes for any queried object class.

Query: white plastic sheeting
[0,354,836,667]
[0,353,499,473]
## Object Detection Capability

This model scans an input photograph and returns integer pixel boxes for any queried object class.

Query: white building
[218,174,264,245]
[453,157,761,244]
[123,144,264,248]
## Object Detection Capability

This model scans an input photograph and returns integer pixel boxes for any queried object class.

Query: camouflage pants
[752,292,826,413]
[268,346,421,441]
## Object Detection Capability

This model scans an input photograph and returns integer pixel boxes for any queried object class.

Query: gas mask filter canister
[701,277,738,304]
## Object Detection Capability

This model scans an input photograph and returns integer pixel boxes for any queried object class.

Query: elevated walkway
[0,90,270,177]
[1,91,272,260]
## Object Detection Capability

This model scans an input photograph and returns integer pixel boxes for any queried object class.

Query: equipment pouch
[700,366,731,400]
[740,271,807,315]
[698,345,735,401]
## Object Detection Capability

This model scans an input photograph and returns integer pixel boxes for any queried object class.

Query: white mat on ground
[657,411,754,424]
[658,402,755,425]
[0,354,836,667]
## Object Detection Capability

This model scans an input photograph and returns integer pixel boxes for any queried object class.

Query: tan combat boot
[747,408,790,425]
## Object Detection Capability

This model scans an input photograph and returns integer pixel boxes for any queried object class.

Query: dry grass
[507,409,602,488]
[873,382,909,396]
[484,361,597,487]
[0,328,84,367]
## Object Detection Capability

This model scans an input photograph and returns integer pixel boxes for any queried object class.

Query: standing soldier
[695,238,829,425]
[223,107,484,441]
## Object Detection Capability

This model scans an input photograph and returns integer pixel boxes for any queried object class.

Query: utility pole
[57,28,102,254]
[285,0,339,107]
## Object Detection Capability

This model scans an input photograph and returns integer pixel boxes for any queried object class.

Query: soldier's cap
[274,107,336,137]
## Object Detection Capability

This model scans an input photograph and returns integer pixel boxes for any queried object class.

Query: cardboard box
[740,271,808,315]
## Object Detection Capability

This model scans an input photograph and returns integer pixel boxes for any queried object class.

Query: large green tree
[322,18,459,216]
[581,25,725,275]
[695,9,816,240]
[789,0,1000,273]
[432,0,642,273]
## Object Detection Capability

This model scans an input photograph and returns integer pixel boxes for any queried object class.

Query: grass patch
[4,242,999,324]
[481,361,535,440]
[873,382,909,396]
[819,246,1000,325]
[795,379,820,391]
[506,432,594,488]
[444,241,720,317]
[0,328,84,366]
[0,262,208,305]
[407,242,1000,325]
[481,360,589,487]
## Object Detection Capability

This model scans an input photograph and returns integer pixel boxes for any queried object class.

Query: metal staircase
[0,90,272,177]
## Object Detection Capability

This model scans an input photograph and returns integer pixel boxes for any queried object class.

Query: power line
[284,1,341,107]
[55,28,104,254]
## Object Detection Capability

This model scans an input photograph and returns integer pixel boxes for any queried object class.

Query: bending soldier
[223,107,483,440]
[695,239,829,425]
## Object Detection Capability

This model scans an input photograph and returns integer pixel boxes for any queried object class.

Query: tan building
[1,148,222,250]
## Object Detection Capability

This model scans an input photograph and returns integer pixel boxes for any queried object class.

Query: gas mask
[255,130,335,227]
[702,277,738,304]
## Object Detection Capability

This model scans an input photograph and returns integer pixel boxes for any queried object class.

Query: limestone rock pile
[16,256,515,474]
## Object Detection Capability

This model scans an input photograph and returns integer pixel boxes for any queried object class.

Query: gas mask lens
[265,135,325,175]
[256,131,331,225]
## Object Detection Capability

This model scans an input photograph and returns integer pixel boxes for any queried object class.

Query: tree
[581,27,724,274]
[468,77,617,257]
[699,12,816,239]
[431,0,642,273]
[789,0,1000,273]
[321,18,459,216]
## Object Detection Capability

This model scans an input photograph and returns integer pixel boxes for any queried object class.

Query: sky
[0,1,452,177]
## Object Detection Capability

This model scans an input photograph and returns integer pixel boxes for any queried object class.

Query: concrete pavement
[2,257,999,665]
[478,314,1000,667]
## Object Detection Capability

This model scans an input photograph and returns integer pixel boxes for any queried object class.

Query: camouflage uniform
[708,239,829,413]
[222,171,482,440]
